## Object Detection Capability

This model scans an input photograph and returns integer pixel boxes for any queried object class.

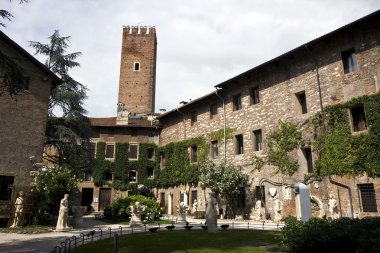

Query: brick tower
[117,26,157,115]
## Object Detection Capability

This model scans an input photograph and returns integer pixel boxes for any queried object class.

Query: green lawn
[71,229,284,253]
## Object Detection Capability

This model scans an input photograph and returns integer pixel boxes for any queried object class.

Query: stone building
[88,11,380,219]
[0,31,61,226]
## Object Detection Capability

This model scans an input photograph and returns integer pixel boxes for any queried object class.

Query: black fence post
[65,238,71,252]
[80,233,85,246]
[53,245,61,253]
[232,222,234,229]
[109,227,112,238]
[119,226,123,235]
[60,241,66,253]
[247,222,249,230]
[99,228,103,240]
[114,233,118,253]
[262,221,265,230]
[72,236,77,249]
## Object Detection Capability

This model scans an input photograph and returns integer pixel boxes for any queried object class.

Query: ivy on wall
[93,142,158,190]
[209,128,235,143]
[315,93,380,177]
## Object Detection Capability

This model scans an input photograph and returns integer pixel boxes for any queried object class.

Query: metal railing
[50,221,284,253]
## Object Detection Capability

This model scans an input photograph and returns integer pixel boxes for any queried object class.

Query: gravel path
[0,216,121,253]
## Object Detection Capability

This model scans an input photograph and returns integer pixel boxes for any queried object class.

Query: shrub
[282,216,380,253]
[104,195,161,222]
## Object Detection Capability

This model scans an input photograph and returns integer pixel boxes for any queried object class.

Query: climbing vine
[209,127,235,143]
[314,93,380,177]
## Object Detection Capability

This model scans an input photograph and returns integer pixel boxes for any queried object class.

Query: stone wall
[158,15,380,219]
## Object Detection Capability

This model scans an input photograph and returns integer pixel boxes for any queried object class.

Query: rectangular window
[342,48,358,74]
[147,148,155,159]
[0,176,14,201]
[254,186,265,207]
[295,91,307,114]
[190,111,197,125]
[84,172,92,181]
[233,93,242,111]
[210,104,218,119]
[108,128,114,137]
[191,190,198,205]
[129,144,139,160]
[253,129,262,151]
[148,131,156,138]
[235,134,244,155]
[250,87,260,105]
[147,167,154,178]
[91,129,100,138]
[131,129,138,137]
[105,144,115,159]
[358,184,377,212]
[89,142,96,158]
[191,145,198,163]
[303,147,313,173]
[238,187,246,208]
[128,171,137,183]
[211,141,219,159]
[104,172,113,182]
[350,106,367,132]
[160,192,165,208]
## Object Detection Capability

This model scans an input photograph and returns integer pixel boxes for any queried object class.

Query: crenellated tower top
[122,25,156,35]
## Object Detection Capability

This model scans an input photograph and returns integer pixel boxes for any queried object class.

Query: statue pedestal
[55,227,72,232]
[130,214,143,226]
[176,214,187,224]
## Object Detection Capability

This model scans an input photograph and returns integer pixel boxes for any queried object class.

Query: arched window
[134,62,140,71]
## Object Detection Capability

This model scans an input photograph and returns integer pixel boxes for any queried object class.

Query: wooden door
[99,188,111,211]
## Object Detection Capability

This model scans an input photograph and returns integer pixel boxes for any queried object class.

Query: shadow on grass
[71,230,284,253]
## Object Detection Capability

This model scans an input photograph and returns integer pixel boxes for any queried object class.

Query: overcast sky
[2,0,380,117]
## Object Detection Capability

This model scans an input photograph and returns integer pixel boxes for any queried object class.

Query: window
[134,62,140,71]
[235,134,244,155]
[91,129,100,138]
[254,186,265,207]
[250,87,260,105]
[20,77,29,90]
[147,148,155,159]
[160,154,165,169]
[233,93,242,111]
[147,167,154,178]
[131,129,138,137]
[160,192,165,208]
[211,140,219,159]
[210,104,218,119]
[342,48,357,74]
[190,111,197,126]
[295,91,307,114]
[105,144,115,159]
[89,143,96,158]
[129,144,139,160]
[104,172,113,182]
[253,130,262,151]
[350,106,367,132]
[191,190,198,205]
[191,145,198,163]
[148,131,156,137]
[108,128,114,137]
[238,187,246,208]
[128,171,137,182]
[303,147,313,173]
[84,172,92,181]
[358,184,377,212]
[0,176,14,201]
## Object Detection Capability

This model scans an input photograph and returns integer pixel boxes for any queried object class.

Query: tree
[0,0,29,27]
[199,160,249,218]
[29,30,91,174]
[0,1,30,97]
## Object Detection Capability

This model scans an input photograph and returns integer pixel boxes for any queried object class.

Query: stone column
[168,193,173,215]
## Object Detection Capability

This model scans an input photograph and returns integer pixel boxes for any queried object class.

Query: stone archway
[310,195,325,218]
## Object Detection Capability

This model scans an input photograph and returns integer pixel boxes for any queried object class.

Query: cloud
[2,0,380,116]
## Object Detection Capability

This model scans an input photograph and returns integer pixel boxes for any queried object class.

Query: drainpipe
[305,44,354,218]
[215,88,227,163]
[176,108,186,140]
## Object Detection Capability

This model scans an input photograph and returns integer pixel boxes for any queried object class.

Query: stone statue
[56,194,70,231]
[205,192,217,232]
[254,200,262,221]
[192,199,198,214]
[176,202,188,223]
[273,196,283,222]
[328,193,339,219]
[10,191,25,228]
[130,201,145,226]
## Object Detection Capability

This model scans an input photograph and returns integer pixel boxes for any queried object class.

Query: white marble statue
[254,200,262,221]
[328,193,339,219]
[56,194,70,231]
[176,202,188,223]
[205,192,217,232]
[273,196,283,222]
[11,191,25,228]
[130,201,145,226]
[192,199,198,214]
